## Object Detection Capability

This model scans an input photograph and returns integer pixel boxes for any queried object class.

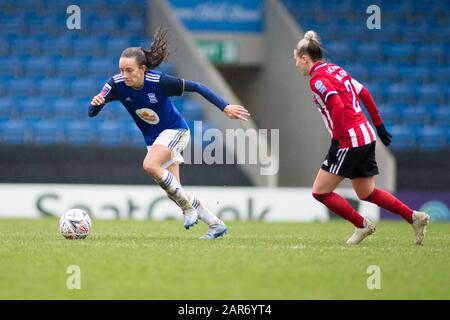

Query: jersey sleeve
[159,73,185,97]
[100,78,119,102]
[88,78,119,117]
[310,76,338,104]
[351,78,364,95]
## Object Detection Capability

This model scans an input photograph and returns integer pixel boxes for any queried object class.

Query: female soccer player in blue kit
[89,29,250,239]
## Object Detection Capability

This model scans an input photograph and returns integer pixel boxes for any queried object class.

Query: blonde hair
[295,30,323,61]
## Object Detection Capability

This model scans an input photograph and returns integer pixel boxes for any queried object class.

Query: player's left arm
[160,74,250,121]
[352,79,391,146]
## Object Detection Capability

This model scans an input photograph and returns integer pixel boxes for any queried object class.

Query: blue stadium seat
[56,58,86,77]
[19,98,52,121]
[97,121,128,146]
[53,98,85,121]
[326,42,354,62]
[64,0,106,11]
[41,37,72,56]
[417,84,442,106]
[397,66,427,84]
[384,44,413,64]
[104,38,130,58]
[38,78,65,97]
[356,43,383,64]
[344,64,369,83]
[65,120,96,145]
[0,16,24,35]
[429,26,449,44]
[378,105,400,126]
[388,125,416,152]
[25,57,54,77]
[417,127,446,152]
[0,120,29,144]
[369,65,397,84]
[25,16,55,36]
[70,79,98,97]
[6,79,35,97]
[10,38,38,56]
[128,124,144,146]
[31,120,62,145]
[0,35,11,56]
[71,39,102,57]
[387,84,414,105]
[88,59,115,76]
[364,83,388,104]
[122,20,145,34]
[399,25,429,43]
[416,45,445,65]
[0,98,15,121]
[432,108,450,128]
[101,101,130,121]
[181,101,205,121]
[0,58,21,77]
[400,106,429,127]
[431,66,450,83]
[89,20,118,37]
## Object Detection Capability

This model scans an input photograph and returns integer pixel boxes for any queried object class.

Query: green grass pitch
[0,219,449,299]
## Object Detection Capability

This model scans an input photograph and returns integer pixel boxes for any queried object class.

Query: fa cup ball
[59,208,92,240]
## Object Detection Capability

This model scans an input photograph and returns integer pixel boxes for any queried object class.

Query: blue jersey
[94,70,188,146]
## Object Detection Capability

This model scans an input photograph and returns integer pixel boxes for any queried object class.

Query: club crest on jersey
[136,108,160,125]
[148,93,158,104]
[315,80,327,95]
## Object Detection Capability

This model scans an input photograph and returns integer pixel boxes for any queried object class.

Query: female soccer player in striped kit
[293,31,429,245]
[89,29,250,239]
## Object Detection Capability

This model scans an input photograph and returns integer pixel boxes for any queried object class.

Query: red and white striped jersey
[309,62,376,148]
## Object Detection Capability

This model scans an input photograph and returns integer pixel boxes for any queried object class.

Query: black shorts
[321,141,379,179]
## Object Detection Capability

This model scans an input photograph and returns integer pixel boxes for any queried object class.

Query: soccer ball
[59,208,92,240]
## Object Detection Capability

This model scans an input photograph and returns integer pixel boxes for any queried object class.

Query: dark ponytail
[120,27,169,69]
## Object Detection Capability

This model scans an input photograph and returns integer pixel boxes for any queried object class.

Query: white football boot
[183,209,199,230]
[411,211,430,245]
[199,223,228,240]
[346,219,376,245]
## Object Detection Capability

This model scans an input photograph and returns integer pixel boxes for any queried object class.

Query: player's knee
[357,188,375,201]
[142,160,160,177]
[312,192,330,203]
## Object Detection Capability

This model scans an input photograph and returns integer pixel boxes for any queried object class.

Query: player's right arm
[88,78,119,117]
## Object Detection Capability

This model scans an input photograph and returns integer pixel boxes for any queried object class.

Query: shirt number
[344,80,362,113]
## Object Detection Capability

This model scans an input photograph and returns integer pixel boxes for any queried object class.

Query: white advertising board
[0,184,379,222]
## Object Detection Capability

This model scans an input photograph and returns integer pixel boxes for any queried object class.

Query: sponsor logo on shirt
[126,97,133,103]
[315,80,327,95]
[136,108,160,125]
[148,93,158,104]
